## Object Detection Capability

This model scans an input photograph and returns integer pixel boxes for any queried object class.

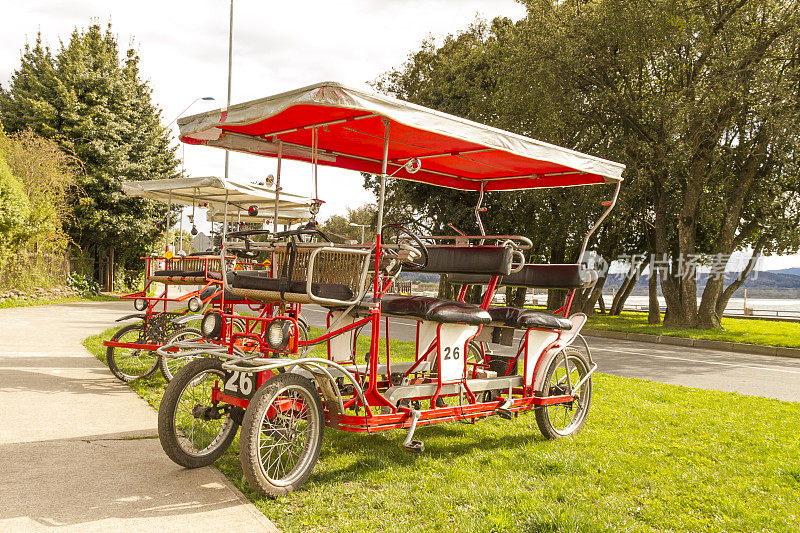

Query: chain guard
[142,312,184,344]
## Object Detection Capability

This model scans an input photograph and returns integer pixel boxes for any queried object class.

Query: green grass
[0,293,118,309]
[586,311,800,348]
[83,326,800,532]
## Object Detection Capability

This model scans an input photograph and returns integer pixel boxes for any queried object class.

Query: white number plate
[222,369,257,400]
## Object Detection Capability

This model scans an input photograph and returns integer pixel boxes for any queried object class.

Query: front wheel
[239,373,324,497]
[158,358,241,468]
[534,347,593,439]
[106,323,160,382]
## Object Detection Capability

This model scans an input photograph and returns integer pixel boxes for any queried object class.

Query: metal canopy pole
[222,191,230,242]
[165,193,172,252]
[475,181,487,242]
[274,141,282,234]
[376,118,390,234]
[578,180,622,262]
[223,0,234,199]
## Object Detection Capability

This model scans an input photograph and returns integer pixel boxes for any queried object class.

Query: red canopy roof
[178,82,625,192]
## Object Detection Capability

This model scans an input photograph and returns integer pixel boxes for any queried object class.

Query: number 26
[443,346,460,360]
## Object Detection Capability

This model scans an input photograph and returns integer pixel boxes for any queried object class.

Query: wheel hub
[192,404,223,421]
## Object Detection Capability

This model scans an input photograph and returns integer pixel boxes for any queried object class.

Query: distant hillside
[606,270,800,299]
[767,267,800,277]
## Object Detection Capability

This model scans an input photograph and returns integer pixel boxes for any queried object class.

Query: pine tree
[0,23,180,281]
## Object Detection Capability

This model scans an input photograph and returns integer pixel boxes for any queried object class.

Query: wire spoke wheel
[240,373,324,497]
[159,327,203,382]
[106,323,160,382]
[158,358,240,468]
[535,347,592,439]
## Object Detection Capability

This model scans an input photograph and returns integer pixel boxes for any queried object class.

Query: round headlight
[133,298,147,311]
[201,311,223,339]
[266,320,292,351]
[187,296,202,313]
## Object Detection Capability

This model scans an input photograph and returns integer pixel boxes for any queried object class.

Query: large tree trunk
[437,274,454,299]
[697,244,763,328]
[610,254,650,315]
[505,286,526,308]
[575,271,607,315]
[696,127,769,328]
[648,264,661,324]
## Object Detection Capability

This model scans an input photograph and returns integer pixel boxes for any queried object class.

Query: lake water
[604,295,800,316]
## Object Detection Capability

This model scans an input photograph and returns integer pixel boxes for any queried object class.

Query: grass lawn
[585,311,800,348]
[0,294,119,309]
[84,327,800,532]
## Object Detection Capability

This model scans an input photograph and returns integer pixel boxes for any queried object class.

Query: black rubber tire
[158,357,240,468]
[106,323,160,382]
[159,327,203,382]
[239,373,324,497]
[297,316,310,343]
[534,347,593,440]
[467,341,483,364]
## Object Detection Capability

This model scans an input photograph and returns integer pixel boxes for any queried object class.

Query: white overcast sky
[2,1,797,269]
[1,0,525,215]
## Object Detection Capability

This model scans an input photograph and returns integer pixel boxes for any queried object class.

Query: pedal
[496,398,514,420]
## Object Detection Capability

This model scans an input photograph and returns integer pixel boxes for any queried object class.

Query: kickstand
[402,409,424,453]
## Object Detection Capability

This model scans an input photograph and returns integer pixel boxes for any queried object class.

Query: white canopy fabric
[122,176,314,224]
[178,81,625,192]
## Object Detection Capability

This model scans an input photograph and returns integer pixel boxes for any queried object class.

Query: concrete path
[302,305,800,403]
[0,301,277,532]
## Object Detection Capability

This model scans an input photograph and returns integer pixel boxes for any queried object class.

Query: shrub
[66,272,100,296]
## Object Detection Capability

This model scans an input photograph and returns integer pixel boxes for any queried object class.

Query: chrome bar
[578,180,621,261]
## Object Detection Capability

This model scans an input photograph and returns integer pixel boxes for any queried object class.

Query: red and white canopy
[178,82,625,192]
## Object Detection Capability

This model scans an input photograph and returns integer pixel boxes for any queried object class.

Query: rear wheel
[106,323,160,382]
[239,373,324,497]
[159,327,203,382]
[534,347,593,439]
[158,358,241,468]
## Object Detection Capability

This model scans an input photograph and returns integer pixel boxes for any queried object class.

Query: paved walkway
[0,301,277,532]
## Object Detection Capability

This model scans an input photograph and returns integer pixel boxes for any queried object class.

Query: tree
[0,23,180,278]
[0,153,29,255]
[518,0,800,327]
[321,204,377,243]
[374,18,646,313]
[377,1,800,328]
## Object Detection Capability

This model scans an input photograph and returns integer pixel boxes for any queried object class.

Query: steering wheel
[274,227,332,243]
[381,224,428,272]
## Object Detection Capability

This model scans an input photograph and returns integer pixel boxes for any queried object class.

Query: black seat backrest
[448,264,598,289]
[418,246,513,276]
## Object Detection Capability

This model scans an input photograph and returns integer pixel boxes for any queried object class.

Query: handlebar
[418,234,533,250]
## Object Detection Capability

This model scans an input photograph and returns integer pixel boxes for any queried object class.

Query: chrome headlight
[266,319,292,351]
[201,311,223,339]
[133,298,147,311]
[187,296,202,313]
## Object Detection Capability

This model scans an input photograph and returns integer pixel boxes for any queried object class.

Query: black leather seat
[449,264,598,290]
[199,285,238,302]
[503,264,597,289]
[382,295,490,326]
[487,307,572,330]
[422,246,513,275]
[230,271,354,301]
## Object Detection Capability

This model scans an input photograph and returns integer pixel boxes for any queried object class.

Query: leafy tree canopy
[376,0,800,327]
[0,22,180,274]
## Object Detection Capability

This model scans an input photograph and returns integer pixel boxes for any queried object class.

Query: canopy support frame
[577,180,622,262]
